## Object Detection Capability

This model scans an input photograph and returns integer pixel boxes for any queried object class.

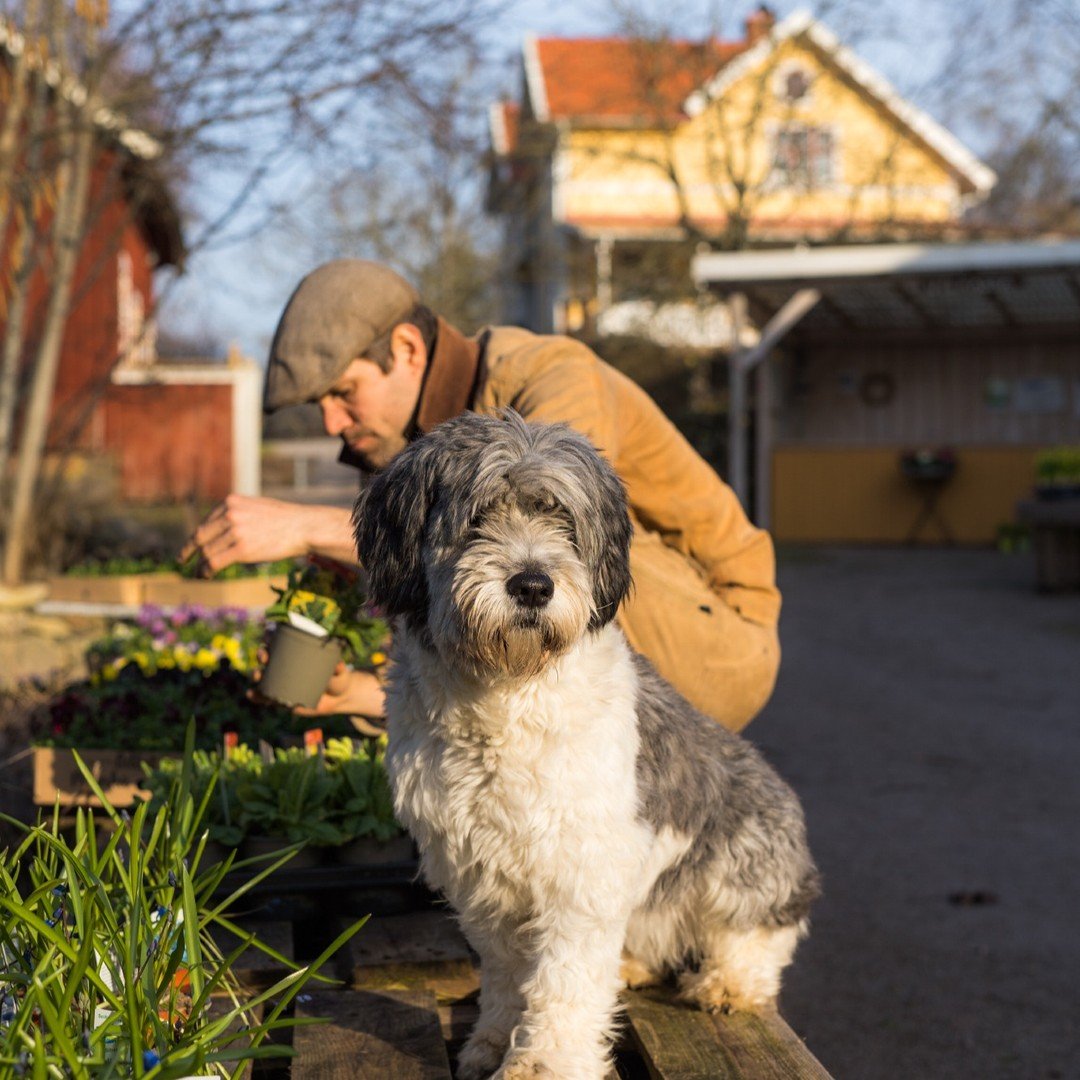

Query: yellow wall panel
[773,446,1042,544]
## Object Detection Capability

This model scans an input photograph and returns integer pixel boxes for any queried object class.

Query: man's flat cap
[263,259,420,412]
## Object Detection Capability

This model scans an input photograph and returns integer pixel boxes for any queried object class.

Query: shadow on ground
[756,547,1078,1080]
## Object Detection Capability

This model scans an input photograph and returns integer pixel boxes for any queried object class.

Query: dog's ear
[353,438,442,620]
[557,437,633,630]
[587,466,634,629]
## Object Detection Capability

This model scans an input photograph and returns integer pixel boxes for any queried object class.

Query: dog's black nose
[506,570,554,608]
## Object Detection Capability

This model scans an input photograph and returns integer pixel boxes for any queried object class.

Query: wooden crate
[45,573,166,605]
[141,574,287,609]
[44,573,287,609]
[31,746,160,807]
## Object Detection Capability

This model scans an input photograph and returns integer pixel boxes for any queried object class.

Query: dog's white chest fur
[386,626,658,918]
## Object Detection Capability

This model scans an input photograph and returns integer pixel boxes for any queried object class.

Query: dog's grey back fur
[633,653,820,927]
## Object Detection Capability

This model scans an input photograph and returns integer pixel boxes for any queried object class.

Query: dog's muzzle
[506,569,554,609]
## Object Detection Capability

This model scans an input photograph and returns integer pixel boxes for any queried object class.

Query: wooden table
[217,904,833,1079]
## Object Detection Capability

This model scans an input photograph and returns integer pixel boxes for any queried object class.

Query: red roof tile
[533,37,747,122]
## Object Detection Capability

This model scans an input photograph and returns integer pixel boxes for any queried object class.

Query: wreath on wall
[859,371,896,406]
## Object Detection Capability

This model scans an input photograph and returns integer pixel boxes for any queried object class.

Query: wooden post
[728,293,749,508]
[755,354,773,528]
[728,288,821,522]
[596,234,613,313]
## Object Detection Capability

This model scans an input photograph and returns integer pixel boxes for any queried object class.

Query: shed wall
[776,337,1080,446]
[772,444,1040,544]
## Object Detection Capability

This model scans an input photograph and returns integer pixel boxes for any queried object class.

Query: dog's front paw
[490,1051,556,1080]
[456,1029,510,1080]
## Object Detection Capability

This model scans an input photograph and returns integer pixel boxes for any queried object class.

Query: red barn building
[2,32,259,505]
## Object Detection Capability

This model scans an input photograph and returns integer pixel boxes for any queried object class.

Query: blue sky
[157,0,961,363]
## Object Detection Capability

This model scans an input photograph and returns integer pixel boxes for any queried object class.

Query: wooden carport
[693,240,1080,542]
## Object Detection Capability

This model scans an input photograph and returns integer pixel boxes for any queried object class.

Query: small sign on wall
[1013,376,1066,413]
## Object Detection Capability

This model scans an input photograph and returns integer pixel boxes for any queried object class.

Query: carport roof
[692,240,1080,338]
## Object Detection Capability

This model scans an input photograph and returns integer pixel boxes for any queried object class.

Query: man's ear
[388,322,428,375]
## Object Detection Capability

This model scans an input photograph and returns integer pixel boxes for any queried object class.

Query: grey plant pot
[259,623,342,709]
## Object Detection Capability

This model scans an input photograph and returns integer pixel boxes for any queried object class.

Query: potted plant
[0,727,367,1076]
[1034,446,1080,500]
[139,737,412,869]
[230,749,337,869]
[259,559,388,709]
[325,737,413,865]
[899,447,957,483]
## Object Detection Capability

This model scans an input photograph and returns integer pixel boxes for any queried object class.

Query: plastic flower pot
[259,622,342,708]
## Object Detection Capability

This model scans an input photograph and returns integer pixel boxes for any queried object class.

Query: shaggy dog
[354,411,819,1080]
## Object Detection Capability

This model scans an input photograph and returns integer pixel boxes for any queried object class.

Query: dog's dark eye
[532,495,560,514]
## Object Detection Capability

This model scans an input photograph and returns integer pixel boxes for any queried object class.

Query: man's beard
[343,431,406,472]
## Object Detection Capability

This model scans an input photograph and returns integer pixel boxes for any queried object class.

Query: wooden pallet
[214,909,832,1079]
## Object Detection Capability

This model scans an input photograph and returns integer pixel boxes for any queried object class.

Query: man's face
[318,333,425,469]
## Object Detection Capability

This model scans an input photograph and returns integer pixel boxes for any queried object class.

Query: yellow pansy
[193,648,218,671]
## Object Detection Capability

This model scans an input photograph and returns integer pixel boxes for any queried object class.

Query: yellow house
[488,8,995,339]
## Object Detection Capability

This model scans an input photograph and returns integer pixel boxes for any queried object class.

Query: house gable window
[772,124,836,189]
[774,61,814,105]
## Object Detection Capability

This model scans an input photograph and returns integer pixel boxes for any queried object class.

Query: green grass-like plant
[0,726,367,1077]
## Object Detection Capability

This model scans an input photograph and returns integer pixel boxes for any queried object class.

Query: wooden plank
[353,911,472,968]
[210,920,295,989]
[624,987,832,1080]
[292,988,452,1079]
[351,958,479,1005]
[437,993,479,1043]
[349,910,479,1004]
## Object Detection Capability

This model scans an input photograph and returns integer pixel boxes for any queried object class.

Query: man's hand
[181,495,357,573]
[249,654,386,733]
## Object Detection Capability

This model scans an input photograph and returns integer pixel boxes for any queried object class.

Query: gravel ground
[751,546,1079,1080]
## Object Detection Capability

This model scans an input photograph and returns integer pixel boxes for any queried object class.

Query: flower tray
[31,746,161,808]
[45,572,167,606]
[45,573,287,609]
[142,575,288,609]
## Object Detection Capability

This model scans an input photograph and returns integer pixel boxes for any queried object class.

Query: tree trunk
[2,108,94,585]
[0,66,51,500]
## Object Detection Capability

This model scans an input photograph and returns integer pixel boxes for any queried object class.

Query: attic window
[772,124,836,189]
[783,68,810,102]
[774,61,813,105]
